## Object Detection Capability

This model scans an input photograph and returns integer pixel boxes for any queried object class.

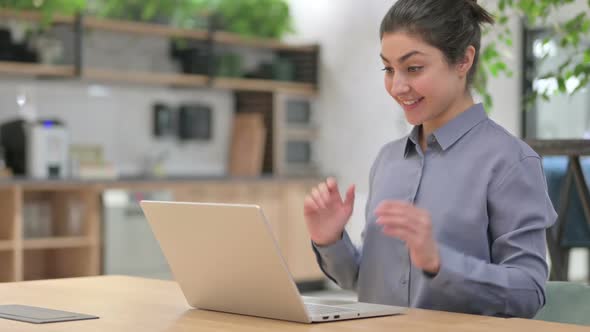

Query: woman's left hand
[375,200,441,274]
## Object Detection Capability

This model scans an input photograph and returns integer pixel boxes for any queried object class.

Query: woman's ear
[457,45,476,77]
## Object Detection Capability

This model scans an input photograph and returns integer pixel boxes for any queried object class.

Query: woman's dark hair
[380,0,494,87]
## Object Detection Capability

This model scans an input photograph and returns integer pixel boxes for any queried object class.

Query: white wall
[287,0,523,243]
[286,0,408,244]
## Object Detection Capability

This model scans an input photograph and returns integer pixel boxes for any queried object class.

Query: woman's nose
[390,75,410,96]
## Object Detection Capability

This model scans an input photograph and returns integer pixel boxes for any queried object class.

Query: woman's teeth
[402,98,422,105]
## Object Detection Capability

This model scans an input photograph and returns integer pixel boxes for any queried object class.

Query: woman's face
[380,31,469,128]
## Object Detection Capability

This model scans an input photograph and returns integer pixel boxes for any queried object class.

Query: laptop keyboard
[305,303,356,315]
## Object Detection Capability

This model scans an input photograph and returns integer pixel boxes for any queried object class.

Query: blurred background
[0,0,588,291]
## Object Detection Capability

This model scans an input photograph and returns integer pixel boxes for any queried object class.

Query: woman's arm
[427,156,557,317]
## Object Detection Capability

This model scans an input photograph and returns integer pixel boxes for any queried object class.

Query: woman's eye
[408,66,423,73]
[381,67,394,74]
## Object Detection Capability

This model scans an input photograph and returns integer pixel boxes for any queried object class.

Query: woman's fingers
[307,178,350,213]
[382,225,413,243]
[326,177,339,193]
[303,195,320,214]
[375,201,413,218]
[311,187,327,209]
[318,182,332,204]
[377,216,418,234]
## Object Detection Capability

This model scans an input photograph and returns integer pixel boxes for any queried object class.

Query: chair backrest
[534,281,590,326]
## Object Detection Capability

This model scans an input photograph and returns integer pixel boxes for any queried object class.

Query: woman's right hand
[303,177,356,246]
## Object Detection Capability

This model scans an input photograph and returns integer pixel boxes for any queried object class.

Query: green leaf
[484,93,493,111]
[557,77,566,93]
[496,62,508,72]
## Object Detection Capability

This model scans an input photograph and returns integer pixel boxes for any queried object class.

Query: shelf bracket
[73,13,84,77]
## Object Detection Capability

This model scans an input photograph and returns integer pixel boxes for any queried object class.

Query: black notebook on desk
[0,304,99,324]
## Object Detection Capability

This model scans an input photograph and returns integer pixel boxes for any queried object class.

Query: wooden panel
[12,187,23,281]
[0,188,17,240]
[228,113,266,176]
[20,188,100,279]
[52,248,96,278]
[84,17,208,40]
[84,68,209,87]
[82,189,101,275]
[23,248,94,281]
[0,61,76,77]
[0,251,14,282]
[23,236,94,249]
[0,186,22,281]
[235,92,275,174]
[22,249,48,281]
[50,191,70,236]
[0,241,13,251]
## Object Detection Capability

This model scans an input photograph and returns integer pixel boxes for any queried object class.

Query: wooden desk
[0,276,586,331]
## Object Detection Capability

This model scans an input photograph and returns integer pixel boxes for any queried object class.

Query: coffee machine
[0,119,69,178]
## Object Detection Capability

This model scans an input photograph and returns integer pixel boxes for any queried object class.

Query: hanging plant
[476,0,590,110]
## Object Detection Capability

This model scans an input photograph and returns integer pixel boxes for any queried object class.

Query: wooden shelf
[0,10,316,52]
[0,10,318,92]
[214,77,316,96]
[83,69,316,94]
[83,17,315,52]
[0,240,13,251]
[23,237,95,250]
[84,68,209,87]
[83,17,209,40]
[0,61,76,78]
[0,9,74,24]
[213,31,317,52]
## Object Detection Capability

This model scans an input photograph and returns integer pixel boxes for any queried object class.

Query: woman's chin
[403,113,425,126]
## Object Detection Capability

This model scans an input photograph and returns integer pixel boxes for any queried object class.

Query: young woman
[303,0,557,318]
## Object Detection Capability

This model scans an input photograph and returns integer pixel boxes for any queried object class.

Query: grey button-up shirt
[313,103,557,318]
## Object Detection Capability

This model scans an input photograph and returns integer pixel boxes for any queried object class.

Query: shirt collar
[404,103,487,158]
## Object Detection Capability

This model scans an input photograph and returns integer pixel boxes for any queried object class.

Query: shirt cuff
[424,244,466,289]
[312,231,357,262]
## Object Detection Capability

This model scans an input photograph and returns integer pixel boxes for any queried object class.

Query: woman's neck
[419,94,475,151]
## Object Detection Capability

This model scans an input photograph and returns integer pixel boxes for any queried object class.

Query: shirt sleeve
[311,231,361,290]
[311,145,388,290]
[427,155,557,318]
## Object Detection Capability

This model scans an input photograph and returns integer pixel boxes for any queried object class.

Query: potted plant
[90,0,210,28]
[211,0,294,39]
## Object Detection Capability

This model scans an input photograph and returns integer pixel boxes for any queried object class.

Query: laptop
[140,200,406,323]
